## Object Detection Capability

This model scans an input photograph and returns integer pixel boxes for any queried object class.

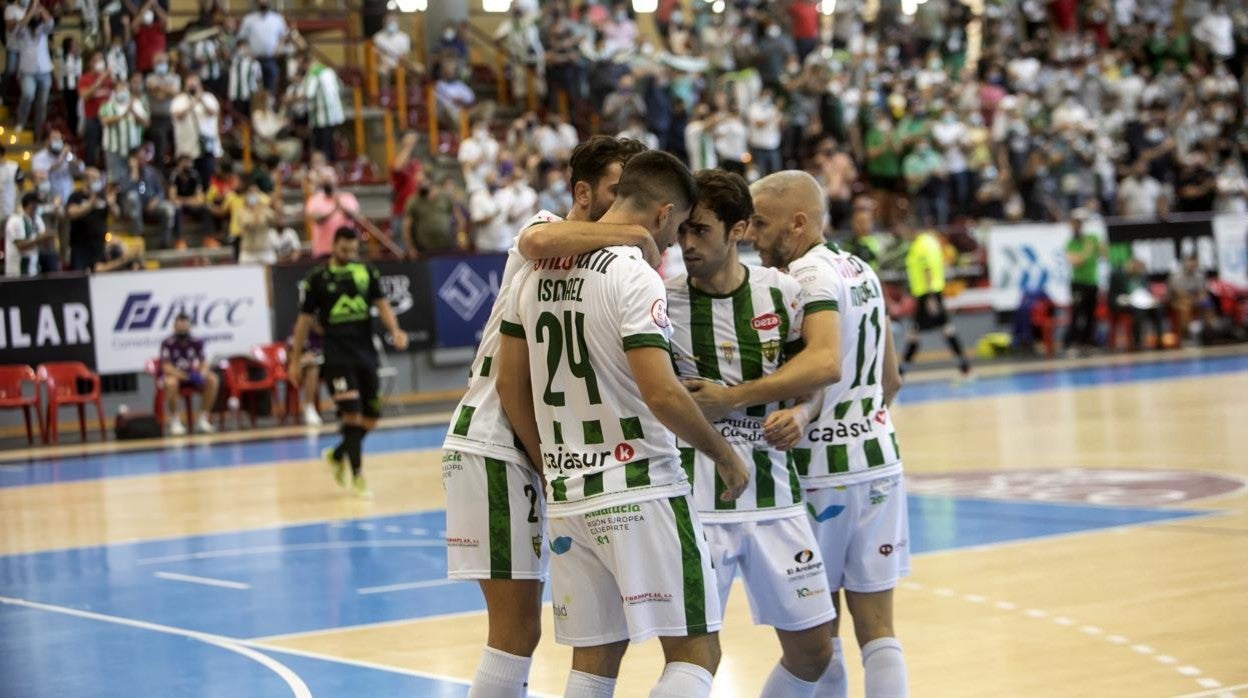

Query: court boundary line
[0,593,562,698]
[0,595,311,698]
[154,571,252,590]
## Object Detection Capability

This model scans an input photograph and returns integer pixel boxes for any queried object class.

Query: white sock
[862,637,908,698]
[760,661,818,698]
[817,637,848,698]
[565,670,617,698]
[649,661,713,698]
[467,647,532,698]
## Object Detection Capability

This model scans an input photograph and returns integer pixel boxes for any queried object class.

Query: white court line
[0,596,309,698]
[1172,682,1248,698]
[248,606,489,643]
[136,540,445,565]
[357,579,454,595]
[154,572,251,590]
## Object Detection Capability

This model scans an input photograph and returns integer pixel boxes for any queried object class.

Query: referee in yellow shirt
[900,223,972,377]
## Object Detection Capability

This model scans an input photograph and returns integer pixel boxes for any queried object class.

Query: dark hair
[568,135,648,190]
[616,150,697,213]
[693,169,752,233]
[20,192,39,209]
[333,226,358,243]
[174,312,191,322]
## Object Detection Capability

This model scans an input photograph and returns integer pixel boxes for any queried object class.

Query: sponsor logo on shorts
[794,549,815,564]
[441,451,464,475]
[807,503,845,522]
[878,540,907,557]
[553,595,571,619]
[625,592,673,606]
[446,537,480,548]
[544,449,612,471]
[785,556,824,581]
[796,586,827,599]
[870,492,888,505]
[751,313,781,331]
[585,503,645,536]
[550,536,573,555]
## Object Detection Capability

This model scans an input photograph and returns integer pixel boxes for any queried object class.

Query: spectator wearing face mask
[537,167,573,217]
[389,130,422,252]
[171,75,222,186]
[403,174,459,257]
[1193,1,1235,62]
[31,129,79,208]
[904,137,950,227]
[132,0,168,74]
[4,0,26,86]
[494,6,545,102]
[711,99,748,176]
[1117,160,1167,218]
[237,0,288,92]
[233,178,280,264]
[55,37,82,137]
[458,118,500,194]
[66,168,110,271]
[468,169,515,253]
[77,51,112,168]
[372,12,412,80]
[13,0,53,136]
[306,169,359,257]
[119,148,179,247]
[602,3,637,57]
[99,82,149,181]
[145,51,180,169]
[4,192,52,277]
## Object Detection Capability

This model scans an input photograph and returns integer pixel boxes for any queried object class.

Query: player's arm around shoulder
[516,216,660,268]
[494,267,544,475]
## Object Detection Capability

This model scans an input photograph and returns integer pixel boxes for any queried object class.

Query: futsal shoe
[323,447,348,488]
[168,419,187,436]
[351,475,372,499]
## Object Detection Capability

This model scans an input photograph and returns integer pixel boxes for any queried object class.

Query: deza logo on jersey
[751,313,780,331]
[113,292,253,332]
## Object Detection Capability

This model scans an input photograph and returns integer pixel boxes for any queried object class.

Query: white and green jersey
[501,245,689,516]
[303,63,345,128]
[442,211,562,464]
[666,265,807,522]
[791,243,901,488]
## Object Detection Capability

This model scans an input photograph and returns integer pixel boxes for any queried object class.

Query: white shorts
[442,450,549,581]
[805,472,911,594]
[705,512,837,632]
[549,494,722,647]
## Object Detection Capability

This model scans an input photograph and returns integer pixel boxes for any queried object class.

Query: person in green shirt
[1064,209,1103,354]
[899,223,972,377]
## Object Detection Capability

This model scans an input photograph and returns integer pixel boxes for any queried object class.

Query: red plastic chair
[252,343,299,424]
[36,362,106,444]
[0,364,44,444]
[145,358,196,428]
[221,357,276,429]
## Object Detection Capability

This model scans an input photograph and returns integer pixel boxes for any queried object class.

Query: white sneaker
[167,419,187,436]
[303,405,323,426]
[196,416,216,434]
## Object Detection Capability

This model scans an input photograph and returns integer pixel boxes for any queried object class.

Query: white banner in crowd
[89,266,273,374]
[986,223,1074,311]
[1213,213,1248,288]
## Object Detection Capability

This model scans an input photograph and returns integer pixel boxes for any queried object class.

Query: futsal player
[897,222,971,377]
[693,171,910,697]
[441,136,660,698]
[665,169,836,697]
[495,151,750,698]
[288,227,409,497]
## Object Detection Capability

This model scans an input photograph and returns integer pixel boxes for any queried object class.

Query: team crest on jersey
[761,339,780,362]
[719,342,735,362]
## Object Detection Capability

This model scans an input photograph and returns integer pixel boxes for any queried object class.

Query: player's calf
[845,589,907,698]
[650,633,721,698]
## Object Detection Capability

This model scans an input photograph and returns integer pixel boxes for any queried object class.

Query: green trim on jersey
[804,299,840,314]
[625,459,651,488]
[670,495,709,635]
[499,320,525,338]
[731,287,765,418]
[452,405,475,437]
[680,447,696,483]
[583,420,604,444]
[792,448,811,477]
[622,333,670,351]
[479,356,493,377]
[485,458,512,578]
[689,293,721,381]
[752,449,776,508]
[619,416,644,440]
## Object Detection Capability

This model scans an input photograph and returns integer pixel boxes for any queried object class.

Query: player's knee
[779,625,833,680]
[853,616,896,646]
[162,376,178,392]
[203,373,219,389]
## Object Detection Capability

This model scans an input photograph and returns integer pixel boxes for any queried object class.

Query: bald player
[688,171,910,697]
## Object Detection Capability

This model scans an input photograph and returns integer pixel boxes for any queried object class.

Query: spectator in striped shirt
[227,39,261,118]
[56,37,81,137]
[99,82,148,180]
[297,53,344,163]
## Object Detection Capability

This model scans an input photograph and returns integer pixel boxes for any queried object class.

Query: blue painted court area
[3,352,1246,489]
[0,497,1206,697]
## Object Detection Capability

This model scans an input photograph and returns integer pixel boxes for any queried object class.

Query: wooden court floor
[1,349,1245,697]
